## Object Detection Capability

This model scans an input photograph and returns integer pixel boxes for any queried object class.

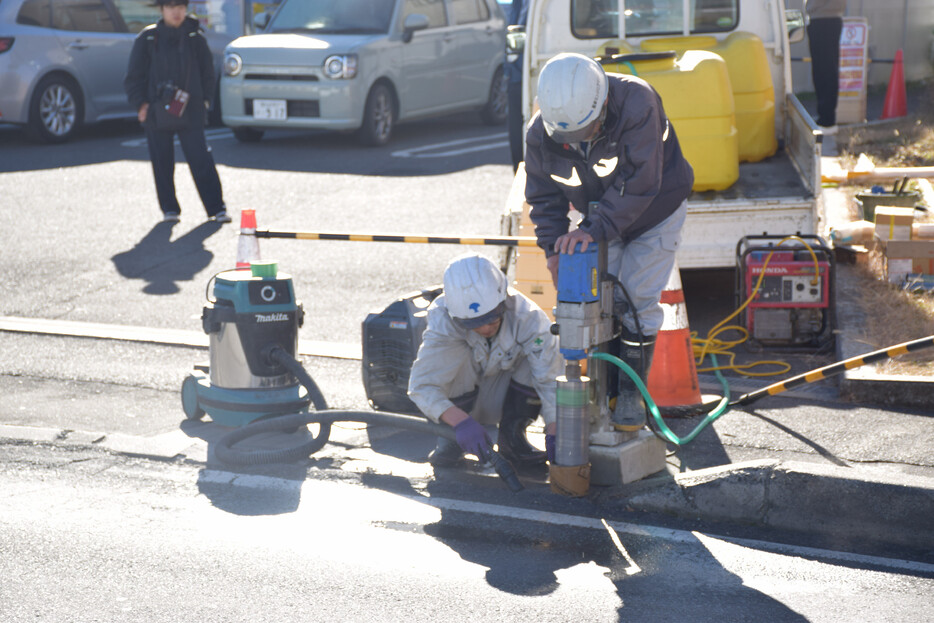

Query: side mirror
[402,14,430,43]
[506,24,526,56]
[785,9,806,44]
[253,11,271,31]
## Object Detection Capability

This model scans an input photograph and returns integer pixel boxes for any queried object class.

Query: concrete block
[588,430,667,486]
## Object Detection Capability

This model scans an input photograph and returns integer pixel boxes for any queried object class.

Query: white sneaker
[820,124,838,136]
[211,210,232,224]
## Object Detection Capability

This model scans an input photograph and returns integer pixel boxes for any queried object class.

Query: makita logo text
[255,313,289,323]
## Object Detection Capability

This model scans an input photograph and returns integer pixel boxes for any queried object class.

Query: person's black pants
[144,117,224,217]
[807,16,843,127]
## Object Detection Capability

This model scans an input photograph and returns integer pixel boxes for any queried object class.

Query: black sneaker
[162,212,180,223]
[427,439,464,468]
[211,210,232,223]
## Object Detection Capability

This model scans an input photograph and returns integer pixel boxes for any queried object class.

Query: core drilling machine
[549,242,666,495]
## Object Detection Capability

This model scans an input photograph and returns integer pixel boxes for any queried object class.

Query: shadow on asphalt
[348,469,810,621]
[111,220,222,295]
[0,111,510,176]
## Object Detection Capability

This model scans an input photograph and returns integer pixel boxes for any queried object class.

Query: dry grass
[834,79,934,375]
[853,248,934,375]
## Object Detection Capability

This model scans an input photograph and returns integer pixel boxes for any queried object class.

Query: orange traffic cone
[236,209,261,269]
[881,49,907,120]
[646,261,704,417]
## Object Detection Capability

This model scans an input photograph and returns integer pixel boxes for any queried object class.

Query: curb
[627,459,934,552]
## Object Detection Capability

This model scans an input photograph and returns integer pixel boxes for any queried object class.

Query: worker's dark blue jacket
[524,73,694,256]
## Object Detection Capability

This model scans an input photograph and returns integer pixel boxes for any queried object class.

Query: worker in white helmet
[408,253,562,469]
[524,52,694,432]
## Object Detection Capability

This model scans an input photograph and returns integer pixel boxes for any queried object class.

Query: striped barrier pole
[254,230,540,247]
[731,335,934,407]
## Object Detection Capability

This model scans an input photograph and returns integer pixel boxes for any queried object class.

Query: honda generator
[736,235,835,350]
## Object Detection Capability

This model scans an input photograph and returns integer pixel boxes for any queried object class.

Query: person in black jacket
[524,53,694,432]
[124,0,228,224]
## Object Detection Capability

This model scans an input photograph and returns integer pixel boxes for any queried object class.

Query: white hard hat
[443,253,507,329]
[537,53,608,143]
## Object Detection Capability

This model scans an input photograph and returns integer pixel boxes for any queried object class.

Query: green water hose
[594,334,934,447]
[592,351,731,446]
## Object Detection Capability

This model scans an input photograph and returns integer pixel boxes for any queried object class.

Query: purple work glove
[454,417,492,461]
[545,434,556,464]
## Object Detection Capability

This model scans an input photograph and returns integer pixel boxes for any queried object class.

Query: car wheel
[28,75,82,143]
[232,127,264,142]
[479,66,508,126]
[357,83,394,147]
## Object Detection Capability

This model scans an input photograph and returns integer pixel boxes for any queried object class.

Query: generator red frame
[735,235,835,350]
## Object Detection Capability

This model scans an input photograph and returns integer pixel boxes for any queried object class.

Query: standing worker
[124,0,230,224]
[806,0,847,133]
[524,53,693,432]
[408,253,562,469]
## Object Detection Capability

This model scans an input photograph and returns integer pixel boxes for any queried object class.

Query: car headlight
[223,53,243,77]
[323,54,357,79]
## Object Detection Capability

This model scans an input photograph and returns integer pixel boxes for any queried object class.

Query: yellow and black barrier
[731,335,934,406]
[254,230,539,247]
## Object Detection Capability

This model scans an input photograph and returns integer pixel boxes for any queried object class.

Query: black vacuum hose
[214,348,523,492]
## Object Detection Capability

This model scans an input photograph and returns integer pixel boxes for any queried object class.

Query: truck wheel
[28,74,82,143]
[233,126,264,142]
[181,376,205,420]
[479,66,508,126]
[357,83,394,146]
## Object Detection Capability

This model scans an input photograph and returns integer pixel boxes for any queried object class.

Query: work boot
[427,436,464,468]
[611,332,656,432]
[496,382,547,467]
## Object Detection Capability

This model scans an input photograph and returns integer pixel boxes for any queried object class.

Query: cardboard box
[874,206,915,241]
[513,279,556,319]
[884,240,934,282]
[514,247,551,283]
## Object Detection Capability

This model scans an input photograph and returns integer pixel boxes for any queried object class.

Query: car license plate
[253,99,286,120]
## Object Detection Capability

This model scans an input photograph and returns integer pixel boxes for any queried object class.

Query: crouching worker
[408,253,562,469]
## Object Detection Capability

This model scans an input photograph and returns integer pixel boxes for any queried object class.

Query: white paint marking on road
[121,128,234,148]
[391,133,508,158]
[602,518,642,575]
[190,466,934,576]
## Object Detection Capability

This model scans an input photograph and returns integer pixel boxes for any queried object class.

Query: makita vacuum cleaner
[184,261,522,491]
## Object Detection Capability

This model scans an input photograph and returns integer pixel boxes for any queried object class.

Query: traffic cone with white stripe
[646,261,704,417]
[236,209,261,270]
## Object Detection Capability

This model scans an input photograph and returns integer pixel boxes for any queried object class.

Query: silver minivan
[221,0,507,145]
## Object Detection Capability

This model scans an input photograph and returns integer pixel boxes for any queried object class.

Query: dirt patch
[839,81,934,169]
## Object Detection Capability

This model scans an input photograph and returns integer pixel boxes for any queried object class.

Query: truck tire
[479,66,508,126]
[357,83,394,146]
[28,74,82,143]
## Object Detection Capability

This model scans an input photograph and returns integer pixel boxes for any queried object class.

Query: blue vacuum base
[182,373,310,427]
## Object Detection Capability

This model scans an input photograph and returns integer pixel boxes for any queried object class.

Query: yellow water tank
[639,33,777,163]
[597,44,739,192]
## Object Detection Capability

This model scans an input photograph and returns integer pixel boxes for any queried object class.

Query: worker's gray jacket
[525,73,694,256]
[407,289,561,425]
[806,0,846,19]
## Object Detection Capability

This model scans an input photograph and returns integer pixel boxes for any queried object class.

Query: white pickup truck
[504,0,828,271]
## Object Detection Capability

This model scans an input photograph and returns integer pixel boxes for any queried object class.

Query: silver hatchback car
[221,0,507,146]
[0,0,239,143]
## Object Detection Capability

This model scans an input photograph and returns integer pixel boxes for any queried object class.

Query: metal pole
[253,230,540,247]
